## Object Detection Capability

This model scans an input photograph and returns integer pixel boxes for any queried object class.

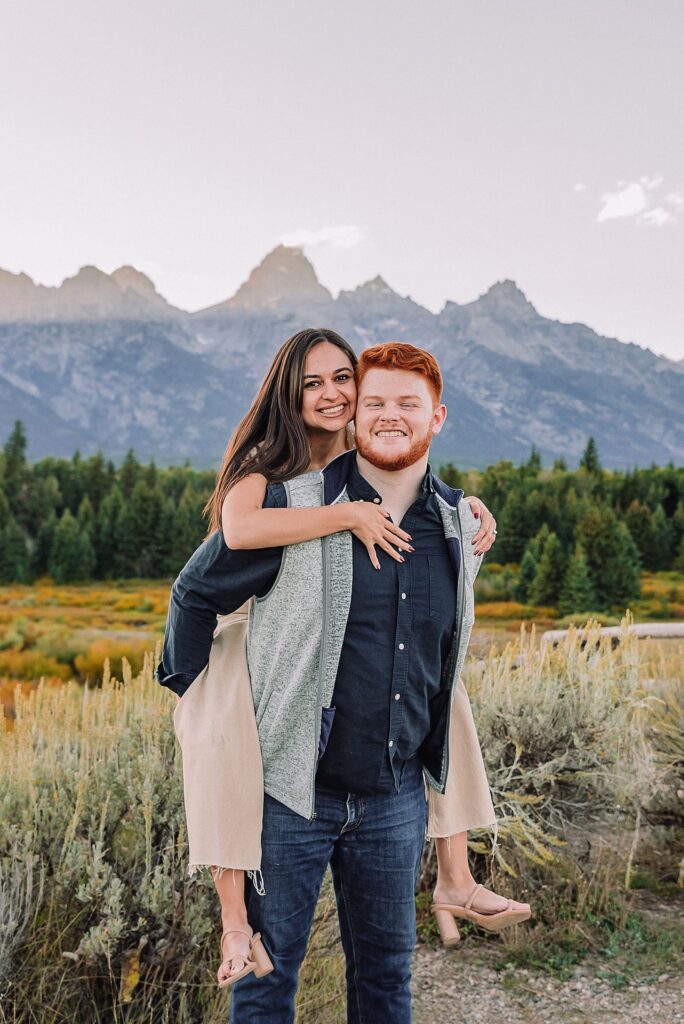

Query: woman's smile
[317,403,348,417]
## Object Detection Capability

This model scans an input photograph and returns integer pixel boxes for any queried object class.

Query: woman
[170,328,528,988]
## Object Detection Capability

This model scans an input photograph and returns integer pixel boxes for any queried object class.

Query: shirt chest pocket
[410,553,457,630]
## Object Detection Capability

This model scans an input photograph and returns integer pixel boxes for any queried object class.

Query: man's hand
[464,496,497,556]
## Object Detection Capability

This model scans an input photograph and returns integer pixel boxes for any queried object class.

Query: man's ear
[431,404,447,436]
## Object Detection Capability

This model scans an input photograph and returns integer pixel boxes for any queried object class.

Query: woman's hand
[347,501,414,570]
[464,496,497,556]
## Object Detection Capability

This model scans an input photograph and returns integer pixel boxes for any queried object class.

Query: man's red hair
[356,342,443,404]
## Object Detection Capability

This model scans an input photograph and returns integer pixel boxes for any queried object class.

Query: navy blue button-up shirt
[316,459,458,794]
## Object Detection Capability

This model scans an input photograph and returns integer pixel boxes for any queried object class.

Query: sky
[1,0,682,360]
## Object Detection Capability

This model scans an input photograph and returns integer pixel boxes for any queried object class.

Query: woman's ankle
[221,906,250,933]
[434,871,476,893]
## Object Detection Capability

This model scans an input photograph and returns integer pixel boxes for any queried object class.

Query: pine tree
[577,506,640,610]
[525,447,542,475]
[558,544,595,615]
[119,449,140,500]
[649,506,674,571]
[83,452,110,512]
[3,420,28,518]
[48,510,95,583]
[0,517,29,583]
[528,532,566,607]
[553,456,567,472]
[113,503,140,578]
[609,523,641,609]
[129,481,165,576]
[495,490,532,563]
[580,437,601,474]
[672,501,684,553]
[32,512,57,576]
[440,463,466,490]
[169,487,204,573]
[23,472,61,536]
[60,450,86,515]
[0,491,10,530]
[514,546,538,602]
[624,500,653,564]
[674,535,684,573]
[144,460,158,489]
[95,486,124,578]
[528,523,551,562]
[77,495,96,543]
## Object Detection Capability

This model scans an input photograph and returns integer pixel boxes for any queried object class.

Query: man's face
[354,368,447,471]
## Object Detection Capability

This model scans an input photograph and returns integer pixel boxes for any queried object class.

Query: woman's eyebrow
[303,366,353,379]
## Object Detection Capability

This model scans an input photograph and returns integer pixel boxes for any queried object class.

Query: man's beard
[355,427,432,471]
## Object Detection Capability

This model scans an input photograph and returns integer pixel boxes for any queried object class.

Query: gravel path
[411,945,684,1024]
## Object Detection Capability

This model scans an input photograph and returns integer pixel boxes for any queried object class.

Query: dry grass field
[0,595,682,1022]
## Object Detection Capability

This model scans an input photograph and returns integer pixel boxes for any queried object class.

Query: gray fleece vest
[247,469,482,820]
[247,471,352,818]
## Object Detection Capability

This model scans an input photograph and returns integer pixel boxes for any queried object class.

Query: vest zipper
[439,501,466,790]
[308,529,331,820]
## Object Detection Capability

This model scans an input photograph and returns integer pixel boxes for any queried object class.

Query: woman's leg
[433,833,509,912]
[213,867,252,983]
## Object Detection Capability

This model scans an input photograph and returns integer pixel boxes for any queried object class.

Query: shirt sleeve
[155,482,286,697]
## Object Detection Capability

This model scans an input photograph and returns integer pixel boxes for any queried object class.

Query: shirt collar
[348,455,435,506]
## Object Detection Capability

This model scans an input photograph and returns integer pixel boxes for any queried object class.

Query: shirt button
[388,740,394,747]
[401,592,407,599]
[373,497,381,504]
[394,693,401,701]
[398,642,405,650]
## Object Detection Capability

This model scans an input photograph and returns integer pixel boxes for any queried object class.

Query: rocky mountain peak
[0,269,41,320]
[339,275,404,305]
[475,279,538,318]
[361,275,394,293]
[111,265,158,297]
[227,245,332,309]
[61,265,119,295]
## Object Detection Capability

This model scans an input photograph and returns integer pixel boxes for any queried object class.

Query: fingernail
[408,546,415,552]
[399,556,405,563]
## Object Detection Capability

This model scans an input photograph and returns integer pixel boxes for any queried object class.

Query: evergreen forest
[1,421,683,614]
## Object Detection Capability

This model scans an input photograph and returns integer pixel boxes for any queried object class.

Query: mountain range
[1,246,682,469]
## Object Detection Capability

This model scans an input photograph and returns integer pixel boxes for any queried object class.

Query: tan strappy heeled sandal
[217,927,274,989]
[432,883,532,945]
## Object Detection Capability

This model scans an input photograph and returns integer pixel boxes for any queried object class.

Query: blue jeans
[229,759,427,1024]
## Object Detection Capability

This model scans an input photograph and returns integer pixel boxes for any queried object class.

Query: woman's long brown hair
[204,327,358,534]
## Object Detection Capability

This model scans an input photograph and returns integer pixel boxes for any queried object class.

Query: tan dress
[173,604,497,878]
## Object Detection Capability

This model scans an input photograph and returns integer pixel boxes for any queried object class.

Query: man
[158,342,489,1023]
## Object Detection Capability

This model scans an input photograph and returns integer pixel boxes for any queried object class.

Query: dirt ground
[412,943,684,1024]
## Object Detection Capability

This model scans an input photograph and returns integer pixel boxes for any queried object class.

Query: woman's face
[300,341,357,433]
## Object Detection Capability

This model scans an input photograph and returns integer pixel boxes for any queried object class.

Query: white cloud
[597,182,647,222]
[595,174,681,227]
[280,225,366,249]
[640,207,673,227]
[573,182,586,192]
